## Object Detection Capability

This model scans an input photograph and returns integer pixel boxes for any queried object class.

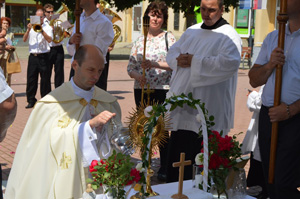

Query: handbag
[6,50,21,74]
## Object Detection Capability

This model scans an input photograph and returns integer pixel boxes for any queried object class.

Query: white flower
[196,114,202,123]
[144,106,153,117]
[136,162,145,172]
[195,153,204,165]
[166,91,175,99]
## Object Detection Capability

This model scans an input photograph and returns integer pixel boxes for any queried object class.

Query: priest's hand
[268,102,289,122]
[176,54,193,68]
[89,111,116,132]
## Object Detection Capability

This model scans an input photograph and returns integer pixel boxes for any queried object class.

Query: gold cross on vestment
[60,152,72,170]
[171,153,191,199]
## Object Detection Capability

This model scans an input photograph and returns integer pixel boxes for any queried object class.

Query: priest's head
[200,0,224,26]
[72,44,105,90]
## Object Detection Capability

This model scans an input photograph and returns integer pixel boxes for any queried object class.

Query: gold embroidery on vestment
[90,99,98,108]
[60,152,72,169]
[58,115,71,128]
[79,98,88,106]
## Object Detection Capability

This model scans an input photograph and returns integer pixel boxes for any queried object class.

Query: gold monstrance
[127,16,170,198]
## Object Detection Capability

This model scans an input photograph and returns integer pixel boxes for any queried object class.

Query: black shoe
[157,173,167,182]
[25,102,36,109]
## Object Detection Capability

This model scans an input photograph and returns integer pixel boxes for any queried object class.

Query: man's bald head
[36,9,44,16]
[72,45,105,90]
[74,45,104,67]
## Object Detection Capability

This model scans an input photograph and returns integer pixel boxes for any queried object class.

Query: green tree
[35,0,239,27]
[111,0,239,27]
[34,0,76,22]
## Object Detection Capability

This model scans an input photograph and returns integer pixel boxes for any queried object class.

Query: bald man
[5,45,122,199]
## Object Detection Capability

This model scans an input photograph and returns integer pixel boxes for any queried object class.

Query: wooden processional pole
[75,0,81,50]
[268,0,288,184]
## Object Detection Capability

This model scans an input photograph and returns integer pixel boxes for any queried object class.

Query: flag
[253,0,267,10]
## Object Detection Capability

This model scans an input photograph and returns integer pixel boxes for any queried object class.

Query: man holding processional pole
[67,0,114,83]
[249,0,300,198]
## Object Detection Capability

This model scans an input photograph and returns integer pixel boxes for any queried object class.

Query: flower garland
[139,92,214,195]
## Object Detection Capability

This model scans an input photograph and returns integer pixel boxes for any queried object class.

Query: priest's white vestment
[166,23,242,135]
[5,82,122,199]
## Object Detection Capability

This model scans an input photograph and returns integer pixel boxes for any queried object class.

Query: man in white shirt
[0,38,17,199]
[249,0,300,198]
[5,44,122,199]
[23,8,53,108]
[166,0,241,182]
[44,3,65,88]
[67,0,114,90]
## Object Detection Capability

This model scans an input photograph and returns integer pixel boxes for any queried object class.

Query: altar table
[94,180,256,199]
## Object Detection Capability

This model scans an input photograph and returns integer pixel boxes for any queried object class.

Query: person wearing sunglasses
[44,3,65,89]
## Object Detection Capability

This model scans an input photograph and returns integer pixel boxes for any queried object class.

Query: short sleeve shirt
[255,24,300,106]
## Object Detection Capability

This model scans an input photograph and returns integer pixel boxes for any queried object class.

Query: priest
[165,0,242,182]
[5,45,122,199]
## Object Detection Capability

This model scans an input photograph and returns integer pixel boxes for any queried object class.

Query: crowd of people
[1,0,300,198]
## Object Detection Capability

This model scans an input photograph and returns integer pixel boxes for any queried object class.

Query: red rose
[89,160,98,173]
[209,154,221,169]
[127,168,141,185]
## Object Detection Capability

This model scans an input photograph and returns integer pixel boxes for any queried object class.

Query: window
[234,7,256,38]
[6,5,36,34]
[174,12,179,31]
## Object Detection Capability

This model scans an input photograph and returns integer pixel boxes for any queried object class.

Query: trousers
[49,45,64,88]
[259,105,300,199]
[26,53,51,103]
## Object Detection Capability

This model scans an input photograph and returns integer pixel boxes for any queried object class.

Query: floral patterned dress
[127,31,176,90]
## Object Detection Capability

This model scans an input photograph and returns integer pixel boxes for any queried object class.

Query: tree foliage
[35,0,239,14]
[35,0,239,26]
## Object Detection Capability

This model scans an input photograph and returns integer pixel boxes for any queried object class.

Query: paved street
[1,45,253,189]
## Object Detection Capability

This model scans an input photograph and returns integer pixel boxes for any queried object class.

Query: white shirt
[70,78,111,166]
[28,21,53,53]
[255,24,300,107]
[67,9,114,63]
[166,23,242,135]
[0,67,13,103]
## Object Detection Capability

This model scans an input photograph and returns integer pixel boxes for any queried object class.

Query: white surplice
[166,23,242,135]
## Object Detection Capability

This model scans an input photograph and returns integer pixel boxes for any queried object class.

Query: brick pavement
[0,53,254,190]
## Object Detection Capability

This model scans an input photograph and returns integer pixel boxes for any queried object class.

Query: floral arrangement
[142,92,244,198]
[87,150,144,199]
[138,92,214,195]
[195,130,243,198]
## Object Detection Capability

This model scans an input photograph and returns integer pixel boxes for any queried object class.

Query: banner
[253,0,267,10]
[240,0,267,10]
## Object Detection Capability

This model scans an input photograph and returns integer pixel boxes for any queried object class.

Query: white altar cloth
[94,180,255,199]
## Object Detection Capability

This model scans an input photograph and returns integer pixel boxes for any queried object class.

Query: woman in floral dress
[127,1,176,181]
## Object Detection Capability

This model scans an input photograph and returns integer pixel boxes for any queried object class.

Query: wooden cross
[171,153,191,199]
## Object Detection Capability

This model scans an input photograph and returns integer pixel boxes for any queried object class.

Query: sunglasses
[45,11,54,14]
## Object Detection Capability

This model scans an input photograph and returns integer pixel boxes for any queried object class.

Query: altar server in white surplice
[5,45,122,199]
[165,0,241,183]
